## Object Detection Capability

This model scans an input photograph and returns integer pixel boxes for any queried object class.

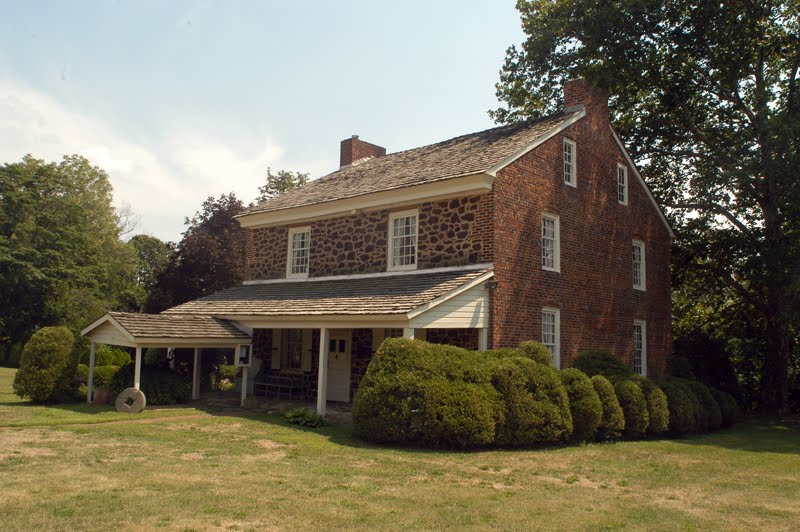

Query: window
[287,227,311,278]
[388,210,418,271]
[563,138,576,186]
[632,240,646,290]
[282,329,303,370]
[633,320,647,376]
[541,214,560,272]
[618,163,628,205]
[542,307,561,368]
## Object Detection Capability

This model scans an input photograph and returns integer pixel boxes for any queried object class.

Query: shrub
[77,363,89,382]
[93,365,121,388]
[353,338,572,448]
[572,350,634,381]
[615,380,649,438]
[640,381,669,437]
[591,375,625,441]
[13,327,76,403]
[219,364,237,380]
[685,380,722,432]
[710,388,738,427]
[109,362,191,405]
[491,357,572,446]
[657,379,700,437]
[518,340,553,366]
[667,356,695,379]
[559,368,602,443]
[285,407,325,427]
[83,344,131,367]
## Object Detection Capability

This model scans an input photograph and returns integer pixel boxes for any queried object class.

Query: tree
[127,235,174,312]
[256,167,309,203]
[0,155,138,359]
[147,193,246,311]
[492,0,799,413]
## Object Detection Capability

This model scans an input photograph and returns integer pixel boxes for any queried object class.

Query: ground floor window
[633,320,646,376]
[541,307,561,368]
[282,329,303,370]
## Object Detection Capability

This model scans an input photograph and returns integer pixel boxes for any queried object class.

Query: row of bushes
[352,339,737,448]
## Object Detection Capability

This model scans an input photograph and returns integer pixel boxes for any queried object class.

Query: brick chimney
[563,78,609,124]
[340,135,386,168]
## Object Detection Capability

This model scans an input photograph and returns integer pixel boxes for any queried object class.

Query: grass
[1,367,799,530]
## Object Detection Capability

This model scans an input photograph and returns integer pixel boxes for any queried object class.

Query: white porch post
[86,341,96,403]
[403,328,415,339]
[478,328,489,351]
[239,344,249,407]
[133,347,143,390]
[317,328,330,416]
[192,347,201,400]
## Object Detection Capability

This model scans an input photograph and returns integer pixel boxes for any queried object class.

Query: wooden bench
[254,374,304,400]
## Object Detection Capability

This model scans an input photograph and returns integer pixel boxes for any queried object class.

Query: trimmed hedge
[572,350,634,381]
[76,364,120,388]
[109,363,191,405]
[559,368,602,443]
[635,377,669,437]
[518,341,553,366]
[352,339,572,448]
[615,380,649,438]
[591,375,625,441]
[657,379,701,436]
[685,380,722,432]
[13,327,76,403]
[491,357,572,446]
[82,344,131,367]
[710,388,738,427]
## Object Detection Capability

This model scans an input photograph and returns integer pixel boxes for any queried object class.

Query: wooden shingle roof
[163,267,493,317]
[106,312,250,340]
[241,111,581,216]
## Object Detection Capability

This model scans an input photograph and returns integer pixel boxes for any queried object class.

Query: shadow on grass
[677,416,800,454]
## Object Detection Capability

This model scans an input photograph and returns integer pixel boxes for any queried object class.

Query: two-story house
[82,79,673,415]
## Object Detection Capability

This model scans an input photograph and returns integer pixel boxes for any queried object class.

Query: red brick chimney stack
[563,78,609,126]
[340,135,386,168]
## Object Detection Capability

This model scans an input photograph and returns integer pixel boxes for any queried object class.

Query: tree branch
[664,202,755,239]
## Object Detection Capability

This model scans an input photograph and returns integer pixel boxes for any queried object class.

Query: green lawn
[1,367,799,531]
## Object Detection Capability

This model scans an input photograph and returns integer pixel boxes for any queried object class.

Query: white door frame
[326,329,351,402]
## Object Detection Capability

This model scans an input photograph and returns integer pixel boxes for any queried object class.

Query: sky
[0,1,525,241]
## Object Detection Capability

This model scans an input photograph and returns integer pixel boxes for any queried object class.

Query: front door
[326,330,351,402]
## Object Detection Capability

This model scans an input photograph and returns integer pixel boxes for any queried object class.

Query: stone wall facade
[244,194,494,280]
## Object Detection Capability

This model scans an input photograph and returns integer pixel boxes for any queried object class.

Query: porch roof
[162,266,493,317]
[81,312,251,348]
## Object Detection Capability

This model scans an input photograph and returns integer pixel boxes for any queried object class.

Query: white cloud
[0,78,332,241]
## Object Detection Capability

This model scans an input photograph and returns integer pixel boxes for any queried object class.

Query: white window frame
[387,209,419,272]
[541,213,561,273]
[542,307,561,368]
[618,163,628,205]
[632,239,646,291]
[633,320,647,376]
[563,138,577,187]
[286,226,311,279]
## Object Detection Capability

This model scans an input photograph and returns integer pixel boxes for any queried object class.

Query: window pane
[618,166,627,202]
[633,323,644,375]
[542,217,556,269]
[391,214,417,268]
[290,230,310,275]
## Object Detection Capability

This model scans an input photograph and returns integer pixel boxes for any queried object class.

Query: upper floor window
[542,307,561,368]
[632,239,646,290]
[287,226,311,278]
[388,210,418,271]
[542,213,560,272]
[633,320,647,376]
[563,138,576,187]
[618,163,628,205]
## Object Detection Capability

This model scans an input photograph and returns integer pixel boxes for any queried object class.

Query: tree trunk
[760,306,789,414]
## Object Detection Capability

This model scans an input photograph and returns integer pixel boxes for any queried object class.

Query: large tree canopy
[493,0,799,413]
[0,155,137,360]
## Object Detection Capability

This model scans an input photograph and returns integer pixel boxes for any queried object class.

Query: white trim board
[243,263,493,285]
[609,125,676,239]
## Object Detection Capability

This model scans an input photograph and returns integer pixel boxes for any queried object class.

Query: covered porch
[164,265,494,416]
[80,312,252,405]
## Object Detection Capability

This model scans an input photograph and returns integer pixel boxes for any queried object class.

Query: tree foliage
[256,167,309,203]
[493,0,800,413]
[13,326,76,402]
[0,155,137,358]
[146,193,246,311]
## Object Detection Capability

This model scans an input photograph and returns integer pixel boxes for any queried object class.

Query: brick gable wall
[244,193,494,280]
[490,112,672,374]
